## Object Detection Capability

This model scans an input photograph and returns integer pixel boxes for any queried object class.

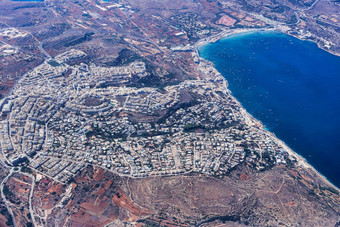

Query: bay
[199,31,340,187]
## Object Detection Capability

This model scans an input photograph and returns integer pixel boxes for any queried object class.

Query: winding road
[0,169,17,227]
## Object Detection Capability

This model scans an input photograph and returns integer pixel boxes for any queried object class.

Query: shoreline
[194,28,340,192]
[196,27,340,57]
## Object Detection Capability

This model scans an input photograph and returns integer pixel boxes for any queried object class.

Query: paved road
[0,169,17,227]
[25,173,37,227]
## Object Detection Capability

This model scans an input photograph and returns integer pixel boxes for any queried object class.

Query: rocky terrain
[38,163,340,226]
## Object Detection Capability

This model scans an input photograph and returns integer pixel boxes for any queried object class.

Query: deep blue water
[199,31,340,188]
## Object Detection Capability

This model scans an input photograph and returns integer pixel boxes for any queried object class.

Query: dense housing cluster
[0,50,295,183]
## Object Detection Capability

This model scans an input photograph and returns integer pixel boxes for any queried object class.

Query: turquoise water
[199,31,340,187]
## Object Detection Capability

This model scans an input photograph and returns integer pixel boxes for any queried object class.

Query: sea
[198,31,340,188]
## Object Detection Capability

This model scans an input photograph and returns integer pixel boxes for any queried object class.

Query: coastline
[195,27,340,57]
[194,28,340,192]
